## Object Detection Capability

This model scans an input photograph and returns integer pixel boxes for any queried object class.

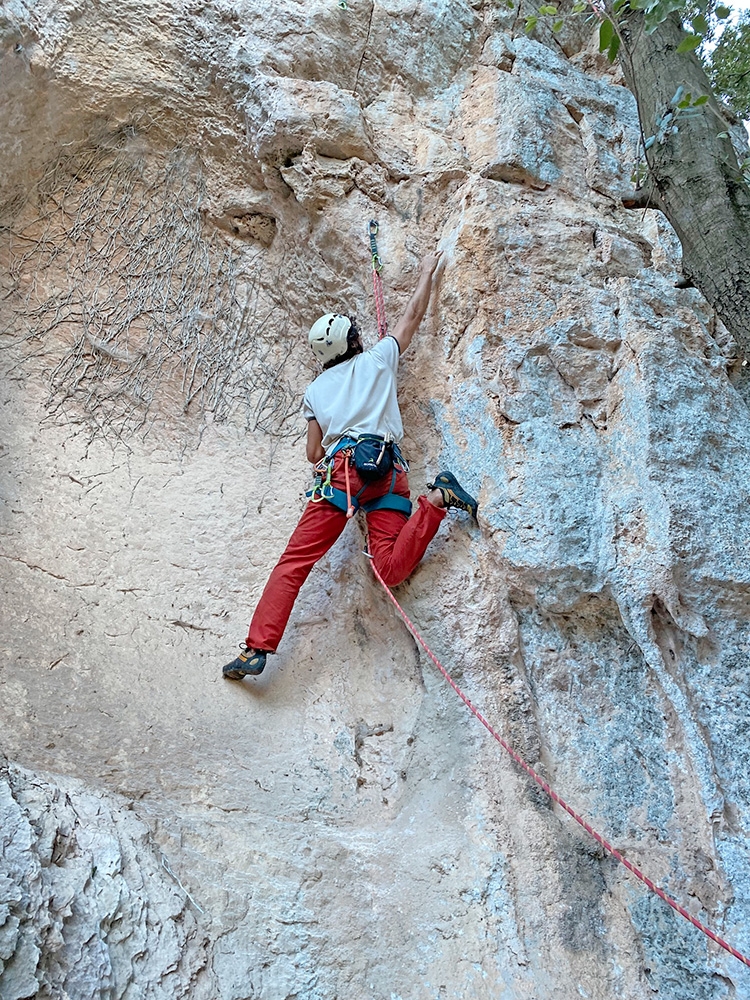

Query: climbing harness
[307,438,412,519]
[369,220,389,339]
[365,553,750,971]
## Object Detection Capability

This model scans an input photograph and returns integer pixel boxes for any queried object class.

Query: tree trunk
[615,9,750,363]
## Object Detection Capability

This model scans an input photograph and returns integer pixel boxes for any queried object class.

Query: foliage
[709,11,750,119]
[524,0,737,65]
[522,0,750,186]
[524,0,749,128]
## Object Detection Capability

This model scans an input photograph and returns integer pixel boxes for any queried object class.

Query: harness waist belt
[307,451,412,517]
[328,435,408,471]
[323,486,412,517]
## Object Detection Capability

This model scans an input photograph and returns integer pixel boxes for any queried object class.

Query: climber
[222,249,478,679]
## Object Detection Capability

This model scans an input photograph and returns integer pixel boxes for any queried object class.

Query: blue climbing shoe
[222,644,267,679]
[427,470,478,520]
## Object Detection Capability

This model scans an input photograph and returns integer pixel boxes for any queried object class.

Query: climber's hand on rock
[391,250,444,353]
[420,250,443,277]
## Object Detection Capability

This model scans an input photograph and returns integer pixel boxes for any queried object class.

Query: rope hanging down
[368,220,388,340]
[365,553,750,971]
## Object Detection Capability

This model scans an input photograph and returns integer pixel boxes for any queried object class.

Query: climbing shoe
[222,644,267,680]
[427,470,479,520]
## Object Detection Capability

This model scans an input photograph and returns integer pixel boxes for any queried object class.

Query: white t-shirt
[303,336,404,453]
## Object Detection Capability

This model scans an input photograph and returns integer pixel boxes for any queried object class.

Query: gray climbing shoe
[427,470,478,520]
[223,644,267,679]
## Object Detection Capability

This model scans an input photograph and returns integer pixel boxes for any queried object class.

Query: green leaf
[525,14,538,32]
[715,4,731,18]
[613,0,630,12]
[539,5,558,15]
[643,0,687,32]
[676,34,702,52]
[608,34,621,61]
[599,18,614,53]
[552,18,564,30]
[691,14,708,34]
[693,94,709,105]
[572,2,586,11]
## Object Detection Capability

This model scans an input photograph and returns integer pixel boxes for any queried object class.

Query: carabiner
[368,221,382,272]
[309,474,325,502]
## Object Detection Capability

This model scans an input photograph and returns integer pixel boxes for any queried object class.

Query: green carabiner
[368,220,382,271]
[309,474,324,503]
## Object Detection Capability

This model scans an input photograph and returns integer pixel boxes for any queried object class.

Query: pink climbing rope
[365,553,750,971]
[373,267,388,339]
[368,220,389,339]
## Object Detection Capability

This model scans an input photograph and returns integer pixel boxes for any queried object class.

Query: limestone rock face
[0,753,206,998]
[1,1,750,998]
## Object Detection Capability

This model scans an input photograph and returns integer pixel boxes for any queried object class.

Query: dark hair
[322,316,363,370]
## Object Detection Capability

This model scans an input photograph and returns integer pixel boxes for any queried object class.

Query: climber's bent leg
[247,500,347,652]
[366,495,446,587]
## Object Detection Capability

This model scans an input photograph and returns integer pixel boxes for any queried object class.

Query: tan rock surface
[1,1,750,998]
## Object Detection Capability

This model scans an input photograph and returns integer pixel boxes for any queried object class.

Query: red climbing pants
[246,453,446,652]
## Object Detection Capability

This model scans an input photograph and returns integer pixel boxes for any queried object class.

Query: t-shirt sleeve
[368,336,400,372]
[302,387,316,421]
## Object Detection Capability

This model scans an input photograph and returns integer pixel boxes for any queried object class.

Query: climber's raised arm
[390,250,443,354]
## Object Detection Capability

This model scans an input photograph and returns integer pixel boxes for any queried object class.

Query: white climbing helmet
[308,313,352,365]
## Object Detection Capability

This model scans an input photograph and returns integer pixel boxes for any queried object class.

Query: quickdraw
[369,220,388,339]
[309,451,359,518]
[368,219,383,273]
[308,446,362,517]
[309,457,335,504]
